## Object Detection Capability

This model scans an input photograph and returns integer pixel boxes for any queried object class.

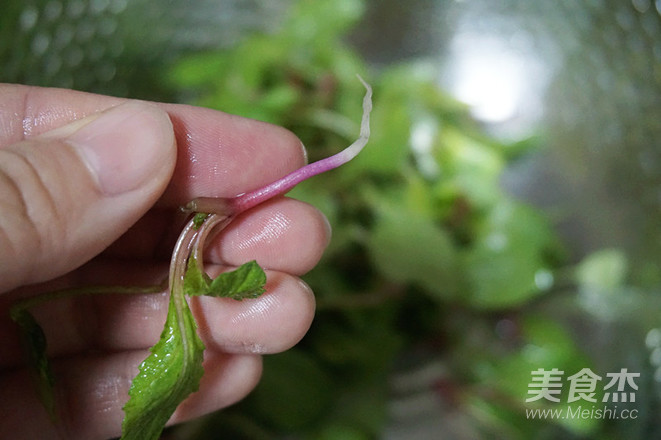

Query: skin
[0,84,328,439]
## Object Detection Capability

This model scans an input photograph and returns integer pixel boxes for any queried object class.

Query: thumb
[0,101,176,293]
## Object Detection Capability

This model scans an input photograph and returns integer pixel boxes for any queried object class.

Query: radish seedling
[10,77,372,440]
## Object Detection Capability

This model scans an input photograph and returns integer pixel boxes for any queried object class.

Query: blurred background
[3,0,661,438]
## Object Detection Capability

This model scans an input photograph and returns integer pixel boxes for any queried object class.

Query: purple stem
[184,76,372,216]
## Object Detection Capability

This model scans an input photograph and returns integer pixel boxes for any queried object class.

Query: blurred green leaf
[368,206,459,301]
[314,424,370,440]
[576,248,628,290]
[440,126,505,209]
[463,202,557,308]
[9,308,55,419]
[575,248,634,320]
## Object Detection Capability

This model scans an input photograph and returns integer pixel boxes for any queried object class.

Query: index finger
[0,84,307,205]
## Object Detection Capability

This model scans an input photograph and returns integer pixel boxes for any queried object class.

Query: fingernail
[67,101,175,196]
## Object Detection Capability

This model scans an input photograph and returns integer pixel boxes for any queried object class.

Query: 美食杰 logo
[524,368,640,421]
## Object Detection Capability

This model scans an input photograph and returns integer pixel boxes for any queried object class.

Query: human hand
[0,84,326,439]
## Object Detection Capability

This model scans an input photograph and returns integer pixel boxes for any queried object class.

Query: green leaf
[120,293,205,440]
[10,307,56,419]
[206,260,267,300]
[183,256,212,296]
[184,256,267,300]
